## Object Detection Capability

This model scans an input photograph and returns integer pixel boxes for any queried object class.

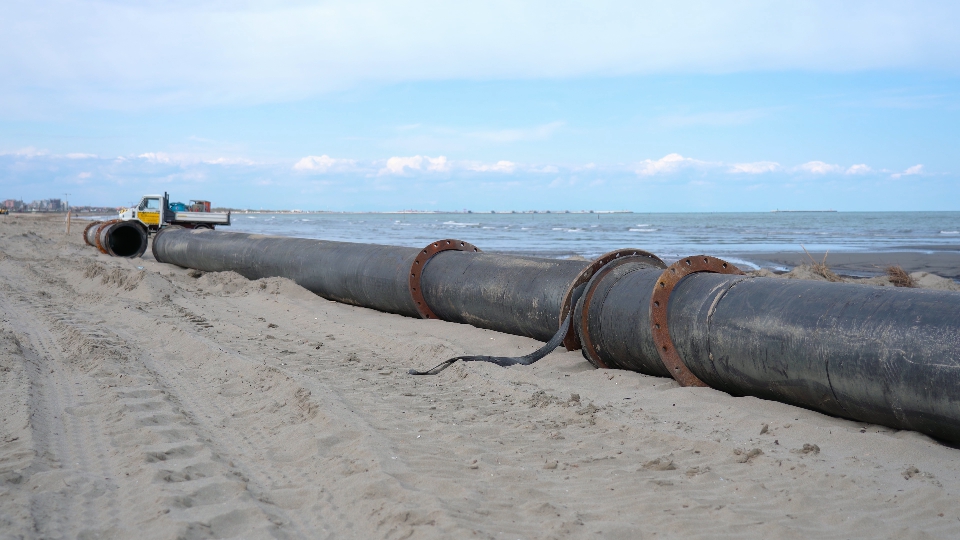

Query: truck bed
[172,211,231,224]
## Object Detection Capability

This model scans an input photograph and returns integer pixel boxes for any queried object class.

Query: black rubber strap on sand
[408,312,572,376]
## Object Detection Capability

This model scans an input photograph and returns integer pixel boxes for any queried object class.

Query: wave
[722,257,760,271]
[629,228,659,232]
[941,231,959,235]
[442,221,479,227]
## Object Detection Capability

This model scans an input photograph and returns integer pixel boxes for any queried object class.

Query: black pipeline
[153,229,592,342]
[83,220,149,258]
[153,228,960,443]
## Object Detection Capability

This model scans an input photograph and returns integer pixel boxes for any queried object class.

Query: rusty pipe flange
[93,220,120,254]
[576,255,651,368]
[651,255,743,387]
[560,248,665,351]
[82,220,102,247]
[409,239,481,319]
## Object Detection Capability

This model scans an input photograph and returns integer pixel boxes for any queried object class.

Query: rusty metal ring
[576,256,645,368]
[651,255,743,387]
[560,248,665,351]
[409,239,481,319]
[82,221,102,247]
[93,220,120,254]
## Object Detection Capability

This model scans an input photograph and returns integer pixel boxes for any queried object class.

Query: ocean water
[228,212,960,268]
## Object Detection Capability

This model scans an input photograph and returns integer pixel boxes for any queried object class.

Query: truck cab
[120,194,164,228]
[119,192,230,233]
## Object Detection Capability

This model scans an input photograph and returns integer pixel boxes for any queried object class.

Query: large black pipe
[573,260,670,375]
[153,229,587,340]
[152,228,960,443]
[100,221,148,258]
[83,220,103,247]
[82,220,148,258]
[420,251,587,341]
[155,228,422,316]
[667,273,960,441]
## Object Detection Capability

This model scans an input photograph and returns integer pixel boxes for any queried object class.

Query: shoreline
[731,250,960,279]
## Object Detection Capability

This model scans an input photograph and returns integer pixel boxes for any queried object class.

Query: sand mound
[196,270,250,295]
[248,276,321,302]
[910,271,960,291]
[82,260,145,291]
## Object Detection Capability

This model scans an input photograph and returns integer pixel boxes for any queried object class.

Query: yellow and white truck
[119,193,231,232]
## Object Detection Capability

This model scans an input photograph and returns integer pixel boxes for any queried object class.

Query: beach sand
[2,213,959,539]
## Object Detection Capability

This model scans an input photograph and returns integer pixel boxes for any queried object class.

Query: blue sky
[1,1,959,211]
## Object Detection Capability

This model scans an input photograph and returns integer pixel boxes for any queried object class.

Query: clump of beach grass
[886,265,916,288]
[800,245,843,282]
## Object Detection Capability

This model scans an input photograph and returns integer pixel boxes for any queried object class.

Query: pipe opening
[108,224,147,257]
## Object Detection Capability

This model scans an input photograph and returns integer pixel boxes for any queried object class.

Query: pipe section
[82,219,148,258]
[419,251,587,341]
[152,229,588,340]
[573,260,668,374]
[667,273,960,442]
[83,221,102,247]
[154,228,422,315]
[100,221,148,258]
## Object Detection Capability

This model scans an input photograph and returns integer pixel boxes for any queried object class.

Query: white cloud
[77,172,92,179]
[377,155,450,175]
[293,155,357,173]
[0,147,48,158]
[138,152,174,164]
[469,122,565,143]
[846,164,872,174]
[468,160,516,173]
[797,161,844,174]
[138,152,257,166]
[205,157,257,166]
[65,153,98,159]
[426,156,450,172]
[892,164,924,178]
[381,155,423,175]
[634,154,708,176]
[729,161,781,174]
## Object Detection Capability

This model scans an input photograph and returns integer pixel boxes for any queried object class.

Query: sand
[1,213,959,539]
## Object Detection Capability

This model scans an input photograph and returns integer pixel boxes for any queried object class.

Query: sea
[226,211,960,271]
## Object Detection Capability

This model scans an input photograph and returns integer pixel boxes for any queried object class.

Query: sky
[1,1,959,211]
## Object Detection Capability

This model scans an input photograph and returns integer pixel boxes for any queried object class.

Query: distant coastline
[771,209,837,213]
[216,209,635,215]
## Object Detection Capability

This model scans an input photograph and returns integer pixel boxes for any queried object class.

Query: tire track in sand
[0,260,289,539]
[110,291,477,539]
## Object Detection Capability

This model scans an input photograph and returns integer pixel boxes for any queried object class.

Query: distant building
[23,199,63,212]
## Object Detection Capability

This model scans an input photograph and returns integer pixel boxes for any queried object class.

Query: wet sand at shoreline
[734,250,960,279]
[2,213,960,539]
